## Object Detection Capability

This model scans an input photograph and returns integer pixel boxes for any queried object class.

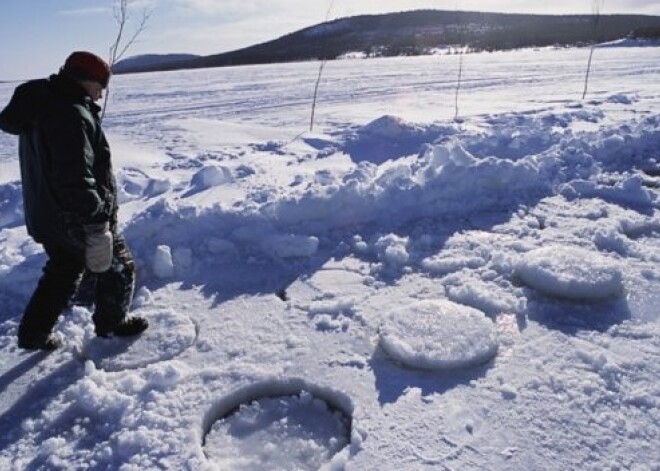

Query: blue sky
[1,0,659,81]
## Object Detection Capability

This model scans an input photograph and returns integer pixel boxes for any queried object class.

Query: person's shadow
[0,352,82,450]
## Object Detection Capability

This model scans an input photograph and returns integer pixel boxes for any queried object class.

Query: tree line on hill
[632,26,660,38]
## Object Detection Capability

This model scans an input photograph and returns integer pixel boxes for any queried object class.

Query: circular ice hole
[204,387,352,471]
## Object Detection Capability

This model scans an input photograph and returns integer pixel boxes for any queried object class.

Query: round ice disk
[379,299,498,370]
[516,246,623,301]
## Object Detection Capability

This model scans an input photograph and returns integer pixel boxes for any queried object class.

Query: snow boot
[18,333,63,351]
[96,316,148,338]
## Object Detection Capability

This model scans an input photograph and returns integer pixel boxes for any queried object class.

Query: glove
[84,222,113,273]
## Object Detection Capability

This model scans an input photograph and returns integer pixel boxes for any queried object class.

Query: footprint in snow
[81,309,197,372]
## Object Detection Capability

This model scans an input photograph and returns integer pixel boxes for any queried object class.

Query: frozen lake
[1,46,659,470]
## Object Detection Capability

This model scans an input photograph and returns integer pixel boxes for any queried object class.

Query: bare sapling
[582,0,604,100]
[309,0,335,132]
[454,46,464,121]
[453,8,465,121]
[101,0,152,121]
[310,61,327,131]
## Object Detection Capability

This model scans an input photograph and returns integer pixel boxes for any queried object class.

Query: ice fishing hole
[202,380,353,470]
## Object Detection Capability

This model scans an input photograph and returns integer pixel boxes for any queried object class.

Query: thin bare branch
[454,49,464,120]
[453,6,465,122]
[309,0,335,132]
[102,0,151,122]
[582,0,604,100]
[582,47,596,100]
[310,61,327,132]
[115,9,152,63]
[109,0,128,66]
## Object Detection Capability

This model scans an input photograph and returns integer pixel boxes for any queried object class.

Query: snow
[1,46,660,469]
[598,38,660,48]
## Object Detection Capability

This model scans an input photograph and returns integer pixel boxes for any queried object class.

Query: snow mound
[606,93,636,105]
[116,168,170,203]
[343,115,453,163]
[360,115,415,138]
[82,309,197,371]
[184,165,233,196]
[516,246,624,301]
[379,300,498,370]
[204,390,351,471]
[562,174,656,209]
[374,233,410,269]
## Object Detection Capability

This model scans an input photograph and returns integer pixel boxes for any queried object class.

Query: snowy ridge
[121,107,659,285]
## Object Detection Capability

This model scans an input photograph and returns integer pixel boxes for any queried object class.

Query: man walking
[0,51,148,350]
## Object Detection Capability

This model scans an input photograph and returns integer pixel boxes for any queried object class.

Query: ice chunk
[190,165,232,191]
[152,245,175,278]
[261,234,319,259]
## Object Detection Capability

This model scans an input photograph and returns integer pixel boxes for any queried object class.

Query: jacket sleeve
[42,106,107,223]
[0,84,30,135]
[0,108,17,134]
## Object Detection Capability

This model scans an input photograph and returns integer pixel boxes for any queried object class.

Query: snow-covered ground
[1,46,659,470]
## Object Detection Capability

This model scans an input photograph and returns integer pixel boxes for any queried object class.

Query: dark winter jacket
[0,73,117,246]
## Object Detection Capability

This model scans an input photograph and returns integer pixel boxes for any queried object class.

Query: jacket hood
[0,79,52,135]
[0,74,93,135]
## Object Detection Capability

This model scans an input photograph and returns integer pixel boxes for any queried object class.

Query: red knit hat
[63,51,111,88]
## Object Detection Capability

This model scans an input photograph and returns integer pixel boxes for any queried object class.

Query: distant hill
[115,10,660,74]
[113,54,200,74]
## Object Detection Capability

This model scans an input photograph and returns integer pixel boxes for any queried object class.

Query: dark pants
[18,234,136,341]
